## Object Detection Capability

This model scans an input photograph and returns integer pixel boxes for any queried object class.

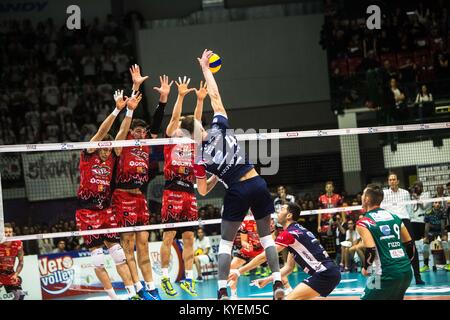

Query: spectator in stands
[389,78,408,122]
[328,213,347,271]
[317,181,343,235]
[52,240,67,254]
[273,185,295,213]
[193,228,212,282]
[415,84,434,118]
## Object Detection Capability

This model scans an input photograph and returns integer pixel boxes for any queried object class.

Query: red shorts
[161,190,198,224]
[0,270,22,288]
[75,207,119,248]
[112,189,150,227]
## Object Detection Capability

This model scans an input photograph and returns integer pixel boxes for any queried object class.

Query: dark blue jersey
[199,113,253,187]
[275,223,336,275]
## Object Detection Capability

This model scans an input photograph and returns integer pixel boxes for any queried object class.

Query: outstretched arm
[130,64,149,93]
[87,90,128,153]
[166,76,195,137]
[150,75,173,139]
[194,80,208,122]
[197,49,227,116]
[114,92,143,156]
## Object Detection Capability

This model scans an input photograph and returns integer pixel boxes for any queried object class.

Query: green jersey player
[356,184,414,300]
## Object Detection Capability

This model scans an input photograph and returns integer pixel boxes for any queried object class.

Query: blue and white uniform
[198,113,274,221]
[275,222,341,296]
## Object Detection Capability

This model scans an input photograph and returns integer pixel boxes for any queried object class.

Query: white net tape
[1,121,449,242]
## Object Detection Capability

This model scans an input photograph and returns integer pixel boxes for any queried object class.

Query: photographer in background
[328,213,347,271]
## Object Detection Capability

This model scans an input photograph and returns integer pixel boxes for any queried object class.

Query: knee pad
[109,244,127,265]
[91,248,105,269]
[260,235,275,249]
[441,241,449,251]
[218,239,233,255]
[422,243,430,253]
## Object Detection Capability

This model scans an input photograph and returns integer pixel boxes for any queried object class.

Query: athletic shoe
[196,276,204,283]
[419,265,430,273]
[243,271,250,276]
[217,288,230,300]
[137,289,154,300]
[445,264,450,271]
[273,280,285,300]
[180,279,198,297]
[255,267,262,276]
[415,279,426,285]
[146,288,162,300]
[261,267,270,277]
[292,264,298,273]
[161,277,178,297]
[129,294,142,300]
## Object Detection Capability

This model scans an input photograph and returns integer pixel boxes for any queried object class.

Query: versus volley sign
[21,151,80,201]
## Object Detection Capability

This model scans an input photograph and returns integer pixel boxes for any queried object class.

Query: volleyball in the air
[195,248,204,256]
[209,53,222,73]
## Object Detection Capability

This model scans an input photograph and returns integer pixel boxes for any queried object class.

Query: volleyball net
[1,120,450,243]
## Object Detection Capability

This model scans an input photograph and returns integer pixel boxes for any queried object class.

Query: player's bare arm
[194,80,208,122]
[114,92,143,156]
[166,76,193,137]
[130,64,149,92]
[86,89,128,153]
[196,175,219,196]
[197,49,227,116]
[400,223,415,262]
[13,247,24,280]
[356,225,376,276]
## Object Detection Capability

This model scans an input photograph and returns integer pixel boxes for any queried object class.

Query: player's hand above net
[195,80,208,100]
[153,75,174,102]
[175,76,195,97]
[113,89,129,110]
[127,92,142,110]
[197,49,213,70]
[130,64,149,86]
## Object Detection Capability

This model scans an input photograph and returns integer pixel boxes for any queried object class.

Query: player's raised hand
[197,49,213,70]
[127,92,143,110]
[361,267,369,277]
[153,75,173,101]
[195,80,208,100]
[130,64,149,86]
[175,76,195,97]
[113,89,129,110]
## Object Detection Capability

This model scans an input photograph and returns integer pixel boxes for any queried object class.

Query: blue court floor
[66,269,450,300]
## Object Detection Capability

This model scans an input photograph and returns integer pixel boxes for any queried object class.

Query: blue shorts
[303,265,341,297]
[222,176,274,222]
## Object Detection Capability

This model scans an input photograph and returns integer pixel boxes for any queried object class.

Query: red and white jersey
[0,241,22,272]
[234,215,275,251]
[77,150,116,210]
[318,193,343,221]
[163,142,195,193]
[116,134,152,190]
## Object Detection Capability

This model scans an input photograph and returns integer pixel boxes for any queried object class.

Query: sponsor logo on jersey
[389,249,405,258]
[91,165,111,177]
[39,255,75,295]
[130,148,149,161]
[371,210,394,222]
[379,225,391,236]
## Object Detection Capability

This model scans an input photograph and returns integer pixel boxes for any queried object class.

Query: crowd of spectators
[0,15,135,146]
[322,0,450,120]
